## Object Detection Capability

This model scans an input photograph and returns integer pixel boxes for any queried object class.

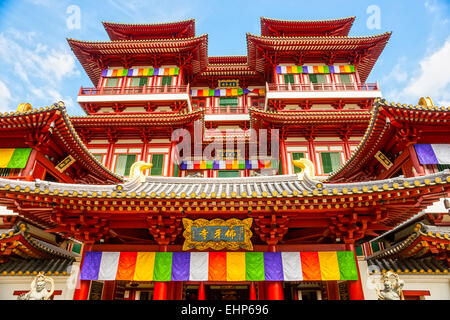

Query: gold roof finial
[293,158,315,179]
[17,103,32,113]
[418,97,433,108]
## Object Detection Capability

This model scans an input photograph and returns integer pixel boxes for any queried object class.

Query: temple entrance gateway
[206,285,249,300]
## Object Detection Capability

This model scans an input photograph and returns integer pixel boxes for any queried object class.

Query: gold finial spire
[17,103,32,113]
[418,97,433,108]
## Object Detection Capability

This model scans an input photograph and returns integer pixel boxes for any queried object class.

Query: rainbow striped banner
[190,88,265,97]
[276,65,355,74]
[80,251,358,281]
[180,159,278,170]
[101,67,180,78]
[0,148,32,169]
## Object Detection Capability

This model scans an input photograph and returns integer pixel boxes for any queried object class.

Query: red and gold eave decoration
[182,218,253,251]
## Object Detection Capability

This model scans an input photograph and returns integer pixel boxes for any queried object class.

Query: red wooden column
[326,281,340,300]
[198,282,206,300]
[153,245,168,300]
[249,282,257,300]
[102,281,116,300]
[307,136,317,174]
[279,137,289,174]
[345,243,365,300]
[265,245,284,300]
[105,137,117,171]
[167,139,177,177]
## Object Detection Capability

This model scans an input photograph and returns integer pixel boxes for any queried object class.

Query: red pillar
[266,245,284,300]
[346,243,365,300]
[307,137,317,175]
[167,139,177,177]
[249,282,257,300]
[105,139,116,171]
[153,244,168,300]
[102,281,116,300]
[280,137,289,174]
[198,282,206,300]
[73,280,90,300]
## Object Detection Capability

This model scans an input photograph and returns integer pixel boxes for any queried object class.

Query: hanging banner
[182,218,253,251]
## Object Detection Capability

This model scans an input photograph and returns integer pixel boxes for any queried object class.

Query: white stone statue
[376,271,405,300]
[17,272,55,300]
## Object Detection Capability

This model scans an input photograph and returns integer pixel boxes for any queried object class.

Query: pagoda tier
[0,104,122,184]
[329,99,450,182]
[67,35,208,85]
[103,19,196,41]
[246,32,391,83]
[70,110,204,141]
[0,171,448,244]
[260,17,356,37]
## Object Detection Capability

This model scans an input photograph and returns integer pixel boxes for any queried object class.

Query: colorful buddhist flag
[0,148,32,168]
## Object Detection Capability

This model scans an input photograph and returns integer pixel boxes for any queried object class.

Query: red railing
[79,85,190,96]
[267,82,379,92]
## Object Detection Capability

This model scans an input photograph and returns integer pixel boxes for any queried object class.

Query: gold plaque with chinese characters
[182,218,253,251]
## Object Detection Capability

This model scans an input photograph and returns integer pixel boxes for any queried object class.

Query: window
[339,74,352,83]
[161,76,173,86]
[219,97,238,106]
[106,78,119,87]
[218,170,240,178]
[292,152,305,174]
[284,74,295,84]
[130,77,148,86]
[0,168,11,177]
[309,74,326,84]
[437,164,450,171]
[150,154,164,176]
[115,154,136,176]
[320,152,341,174]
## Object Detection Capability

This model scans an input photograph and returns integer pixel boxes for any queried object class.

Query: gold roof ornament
[293,158,316,179]
[129,161,153,182]
[418,97,434,108]
[17,103,32,113]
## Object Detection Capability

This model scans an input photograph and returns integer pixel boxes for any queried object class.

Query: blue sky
[0,0,449,116]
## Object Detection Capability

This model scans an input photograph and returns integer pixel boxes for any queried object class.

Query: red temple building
[0,17,449,300]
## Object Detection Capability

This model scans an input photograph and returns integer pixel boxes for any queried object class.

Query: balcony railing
[79,85,190,96]
[267,82,379,92]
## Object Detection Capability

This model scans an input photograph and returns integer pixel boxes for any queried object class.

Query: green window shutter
[219,97,238,106]
[316,74,326,83]
[162,76,173,86]
[106,78,119,87]
[218,170,240,178]
[321,152,341,174]
[321,152,332,174]
[292,152,305,174]
[150,154,164,176]
[437,164,450,171]
[124,154,136,176]
[278,158,282,175]
[308,74,318,83]
[72,243,82,254]
[173,163,179,177]
[130,77,140,86]
[115,154,136,176]
[355,246,363,256]
[339,74,351,83]
[139,77,148,86]
[284,74,294,84]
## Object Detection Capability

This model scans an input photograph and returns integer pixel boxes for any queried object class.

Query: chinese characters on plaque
[182,218,253,251]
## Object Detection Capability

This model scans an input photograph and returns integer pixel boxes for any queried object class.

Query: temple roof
[67,35,208,85]
[246,32,391,82]
[0,170,448,231]
[367,256,449,275]
[250,108,372,128]
[260,17,356,37]
[0,257,74,276]
[70,109,204,128]
[0,103,123,184]
[328,99,450,182]
[0,222,79,261]
[208,56,248,65]
[103,19,196,40]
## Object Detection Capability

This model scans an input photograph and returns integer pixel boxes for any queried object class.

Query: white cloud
[0,80,12,112]
[386,37,450,106]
